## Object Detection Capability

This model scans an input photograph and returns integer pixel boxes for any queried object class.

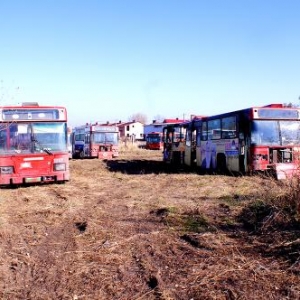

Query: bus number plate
[25,177,42,183]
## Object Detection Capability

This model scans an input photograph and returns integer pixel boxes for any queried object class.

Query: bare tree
[152,114,165,123]
[128,113,148,124]
[284,102,299,108]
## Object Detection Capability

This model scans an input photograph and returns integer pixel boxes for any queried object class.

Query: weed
[238,199,272,232]
[183,214,210,233]
[164,209,212,233]
[239,175,300,233]
[221,216,236,227]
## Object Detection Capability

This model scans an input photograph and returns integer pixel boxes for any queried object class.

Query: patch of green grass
[165,212,214,233]
[183,214,210,233]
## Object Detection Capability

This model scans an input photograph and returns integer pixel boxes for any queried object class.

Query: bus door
[84,133,90,157]
[195,127,202,168]
[162,127,171,162]
[238,118,250,173]
[184,123,196,167]
[184,127,192,166]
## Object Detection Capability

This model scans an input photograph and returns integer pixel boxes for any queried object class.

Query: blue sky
[1,0,299,127]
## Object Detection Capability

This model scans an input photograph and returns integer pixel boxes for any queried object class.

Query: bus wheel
[79,151,84,159]
[217,154,227,174]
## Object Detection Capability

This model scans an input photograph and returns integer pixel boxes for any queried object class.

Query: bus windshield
[75,134,85,142]
[251,120,300,146]
[92,132,118,145]
[147,136,161,143]
[0,122,67,154]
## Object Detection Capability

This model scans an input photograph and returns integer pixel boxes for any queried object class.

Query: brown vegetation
[0,147,299,299]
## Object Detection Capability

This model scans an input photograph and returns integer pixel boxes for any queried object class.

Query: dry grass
[0,148,299,299]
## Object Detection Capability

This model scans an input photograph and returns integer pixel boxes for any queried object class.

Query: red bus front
[89,126,119,159]
[146,132,162,150]
[249,115,300,179]
[0,105,70,186]
[0,153,70,185]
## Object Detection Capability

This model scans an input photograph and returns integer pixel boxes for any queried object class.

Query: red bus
[145,132,163,150]
[168,104,300,179]
[0,103,70,186]
[72,123,119,159]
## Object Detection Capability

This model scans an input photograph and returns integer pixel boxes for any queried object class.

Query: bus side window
[0,129,7,150]
[196,130,201,146]
[222,116,237,139]
[201,122,207,141]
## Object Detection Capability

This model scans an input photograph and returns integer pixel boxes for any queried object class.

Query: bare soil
[0,148,299,300]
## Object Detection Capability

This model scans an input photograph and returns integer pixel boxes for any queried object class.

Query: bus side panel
[184,144,192,166]
[112,145,119,157]
[196,145,202,168]
[217,139,239,172]
[197,140,240,172]
[197,141,217,170]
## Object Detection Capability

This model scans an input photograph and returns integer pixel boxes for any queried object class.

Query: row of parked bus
[162,104,300,180]
[0,103,300,186]
[0,103,121,187]
[69,123,119,160]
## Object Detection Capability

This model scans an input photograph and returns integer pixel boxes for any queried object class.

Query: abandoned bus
[0,103,70,186]
[145,132,163,150]
[72,123,119,159]
[183,104,300,179]
[162,122,188,166]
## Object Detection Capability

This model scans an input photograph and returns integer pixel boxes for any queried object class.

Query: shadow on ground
[105,159,190,175]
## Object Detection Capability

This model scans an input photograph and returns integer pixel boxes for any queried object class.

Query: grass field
[0,147,299,299]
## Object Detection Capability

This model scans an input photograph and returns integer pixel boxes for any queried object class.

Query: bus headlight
[0,166,14,174]
[54,163,66,171]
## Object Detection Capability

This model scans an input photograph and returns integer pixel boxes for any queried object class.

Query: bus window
[105,133,118,144]
[221,116,237,139]
[280,121,300,145]
[32,123,66,151]
[201,122,207,141]
[0,125,7,151]
[208,119,221,139]
[75,134,85,142]
[251,121,280,145]
[196,129,201,146]
[185,129,192,147]
[85,134,90,144]
[93,133,106,143]
[9,124,31,152]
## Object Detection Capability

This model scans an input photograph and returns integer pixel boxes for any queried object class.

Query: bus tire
[79,151,84,159]
[217,154,227,174]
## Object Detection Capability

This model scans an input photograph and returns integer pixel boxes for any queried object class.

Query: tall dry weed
[239,174,300,233]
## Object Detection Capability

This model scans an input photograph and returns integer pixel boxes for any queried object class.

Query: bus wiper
[42,147,53,155]
[31,136,53,155]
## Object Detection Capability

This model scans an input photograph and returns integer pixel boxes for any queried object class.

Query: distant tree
[128,113,148,124]
[284,102,299,108]
[152,114,165,123]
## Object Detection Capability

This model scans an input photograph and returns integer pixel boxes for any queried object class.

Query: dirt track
[0,150,299,299]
